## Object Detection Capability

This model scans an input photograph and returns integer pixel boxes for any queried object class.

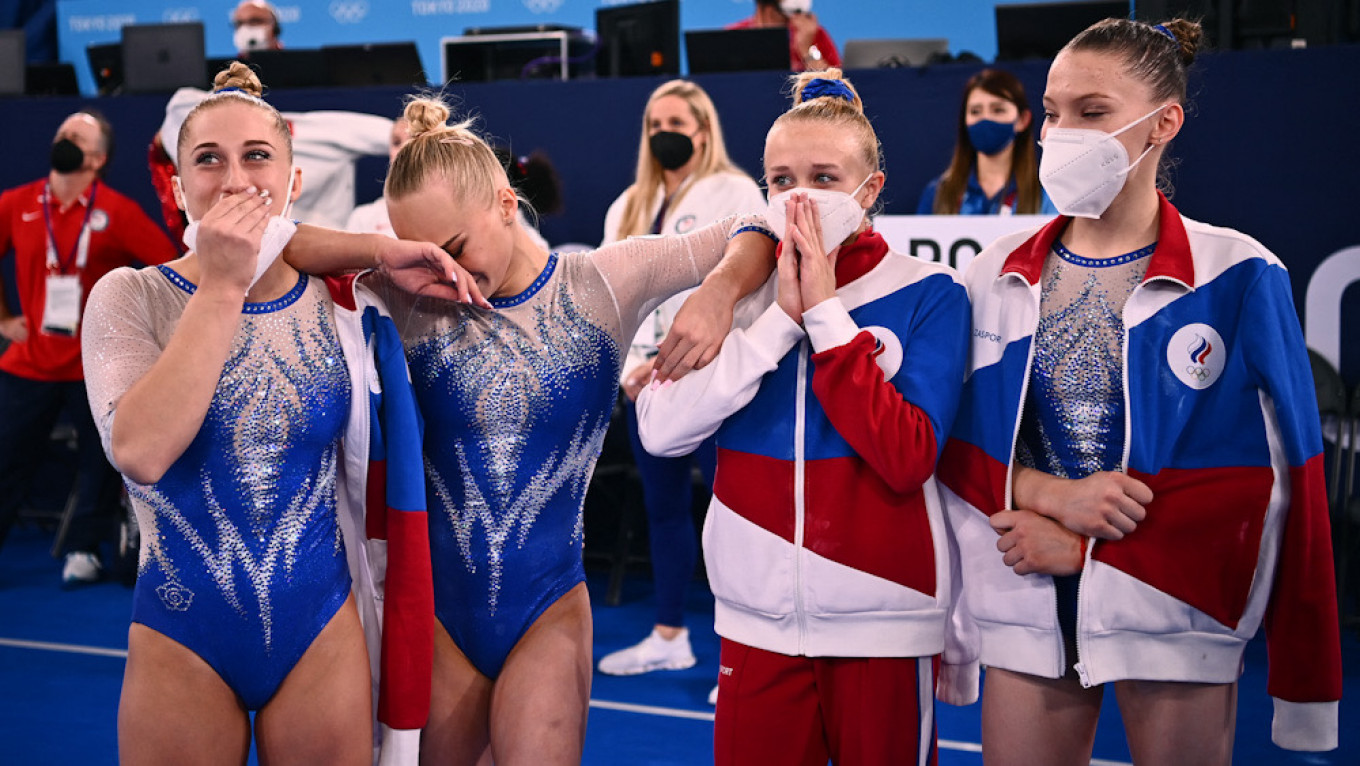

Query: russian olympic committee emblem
[1166,323,1225,390]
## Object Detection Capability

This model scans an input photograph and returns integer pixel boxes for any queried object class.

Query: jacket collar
[1000,192,1194,287]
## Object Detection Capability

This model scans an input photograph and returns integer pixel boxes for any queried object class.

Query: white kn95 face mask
[1038,104,1168,219]
[765,174,872,250]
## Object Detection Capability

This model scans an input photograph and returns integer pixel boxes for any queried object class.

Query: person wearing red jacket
[728,0,842,72]
[0,109,176,585]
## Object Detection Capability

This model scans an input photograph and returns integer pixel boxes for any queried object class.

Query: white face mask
[233,25,270,53]
[780,0,813,14]
[174,170,298,291]
[765,174,871,250]
[1038,104,1168,219]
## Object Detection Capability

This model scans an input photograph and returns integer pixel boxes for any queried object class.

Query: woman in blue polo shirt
[917,68,1056,216]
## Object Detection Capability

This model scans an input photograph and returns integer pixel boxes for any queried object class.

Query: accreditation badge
[41,274,82,336]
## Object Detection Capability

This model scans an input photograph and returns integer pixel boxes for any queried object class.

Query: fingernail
[246,186,257,195]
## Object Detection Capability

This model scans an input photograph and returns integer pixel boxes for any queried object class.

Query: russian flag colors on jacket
[638,231,975,699]
[326,274,434,763]
[937,194,1342,751]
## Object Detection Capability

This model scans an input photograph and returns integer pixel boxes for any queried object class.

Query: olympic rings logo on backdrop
[1166,323,1225,390]
[162,7,200,23]
[330,0,369,23]
[524,0,564,12]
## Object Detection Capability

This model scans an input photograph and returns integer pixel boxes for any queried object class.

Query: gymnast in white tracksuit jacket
[937,17,1341,766]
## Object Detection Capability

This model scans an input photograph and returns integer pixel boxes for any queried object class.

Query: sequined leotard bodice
[1015,240,1154,672]
[375,216,766,677]
[83,267,352,709]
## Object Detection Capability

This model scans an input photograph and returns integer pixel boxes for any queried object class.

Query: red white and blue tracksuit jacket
[937,195,1342,750]
[637,232,973,684]
[327,275,434,764]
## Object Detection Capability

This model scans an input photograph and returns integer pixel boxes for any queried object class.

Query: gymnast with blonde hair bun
[286,90,777,763]
[81,61,434,765]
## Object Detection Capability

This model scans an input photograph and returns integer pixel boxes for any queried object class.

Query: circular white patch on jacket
[1166,323,1225,390]
[865,326,903,380]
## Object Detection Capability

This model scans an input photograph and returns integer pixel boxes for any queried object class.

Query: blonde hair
[614,80,747,240]
[385,94,509,211]
[768,68,882,185]
[177,61,292,168]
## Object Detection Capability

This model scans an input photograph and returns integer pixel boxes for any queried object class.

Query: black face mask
[50,138,85,174]
[649,131,695,171]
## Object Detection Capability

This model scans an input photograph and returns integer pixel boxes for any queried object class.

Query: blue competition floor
[2,522,1356,765]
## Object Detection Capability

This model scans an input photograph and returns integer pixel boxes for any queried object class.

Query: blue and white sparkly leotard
[83,267,352,710]
[374,215,769,678]
[1015,238,1154,671]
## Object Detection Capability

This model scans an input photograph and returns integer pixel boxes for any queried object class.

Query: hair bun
[403,97,452,138]
[789,68,864,114]
[1162,18,1203,67]
[211,60,264,98]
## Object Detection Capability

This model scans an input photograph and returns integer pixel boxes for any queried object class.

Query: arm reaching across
[653,227,776,381]
[283,224,491,308]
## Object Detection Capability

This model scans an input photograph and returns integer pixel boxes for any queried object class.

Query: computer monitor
[0,29,24,96]
[323,42,427,87]
[443,29,591,83]
[87,42,123,95]
[995,1,1130,61]
[595,0,680,78]
[243,49,329,89]
[684,28,789,74]
[121,22,206,93]
[26,63,80,96]
[843,38,950,69]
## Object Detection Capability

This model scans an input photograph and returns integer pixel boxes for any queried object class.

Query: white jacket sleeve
[158,87,210,167]
[637,288,801,457]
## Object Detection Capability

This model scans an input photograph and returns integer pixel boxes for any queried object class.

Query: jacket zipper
[1006,276,1067,677]
[1074,292,1141,688]
[793,338,810,654]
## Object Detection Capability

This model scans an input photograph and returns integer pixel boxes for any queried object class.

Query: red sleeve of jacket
[1264,456,1342,703]
[814,26,841,66]
[0,187,15,255]
[810,331,937,494]
[147,138,188,249]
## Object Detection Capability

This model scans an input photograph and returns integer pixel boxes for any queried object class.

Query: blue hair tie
[216,86,244,94]
[1152,24,1177,43]
[800,78,856,104]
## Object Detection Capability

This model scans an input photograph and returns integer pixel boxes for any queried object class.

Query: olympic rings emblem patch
[1166,323,1225,390]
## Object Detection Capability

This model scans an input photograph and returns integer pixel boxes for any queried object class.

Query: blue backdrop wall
[53,0,1134,96]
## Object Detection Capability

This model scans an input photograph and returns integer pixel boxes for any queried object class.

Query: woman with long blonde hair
[597,79,766,685]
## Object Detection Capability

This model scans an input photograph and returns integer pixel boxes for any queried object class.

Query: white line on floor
[589,698,716,721]
[2,637,1132,765]
[0,636,128,658]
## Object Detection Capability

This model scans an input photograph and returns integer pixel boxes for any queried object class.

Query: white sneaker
[708,683,719,706]
[598,628,697,676]
[62,551,103,587]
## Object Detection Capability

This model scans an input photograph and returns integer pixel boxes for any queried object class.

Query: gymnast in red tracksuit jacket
[637,68,971,766]
[937,17,1341,766]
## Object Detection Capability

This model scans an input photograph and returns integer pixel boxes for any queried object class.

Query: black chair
[1342,382,1360,628]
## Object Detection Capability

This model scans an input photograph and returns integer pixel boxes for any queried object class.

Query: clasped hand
[776,193,839,325]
